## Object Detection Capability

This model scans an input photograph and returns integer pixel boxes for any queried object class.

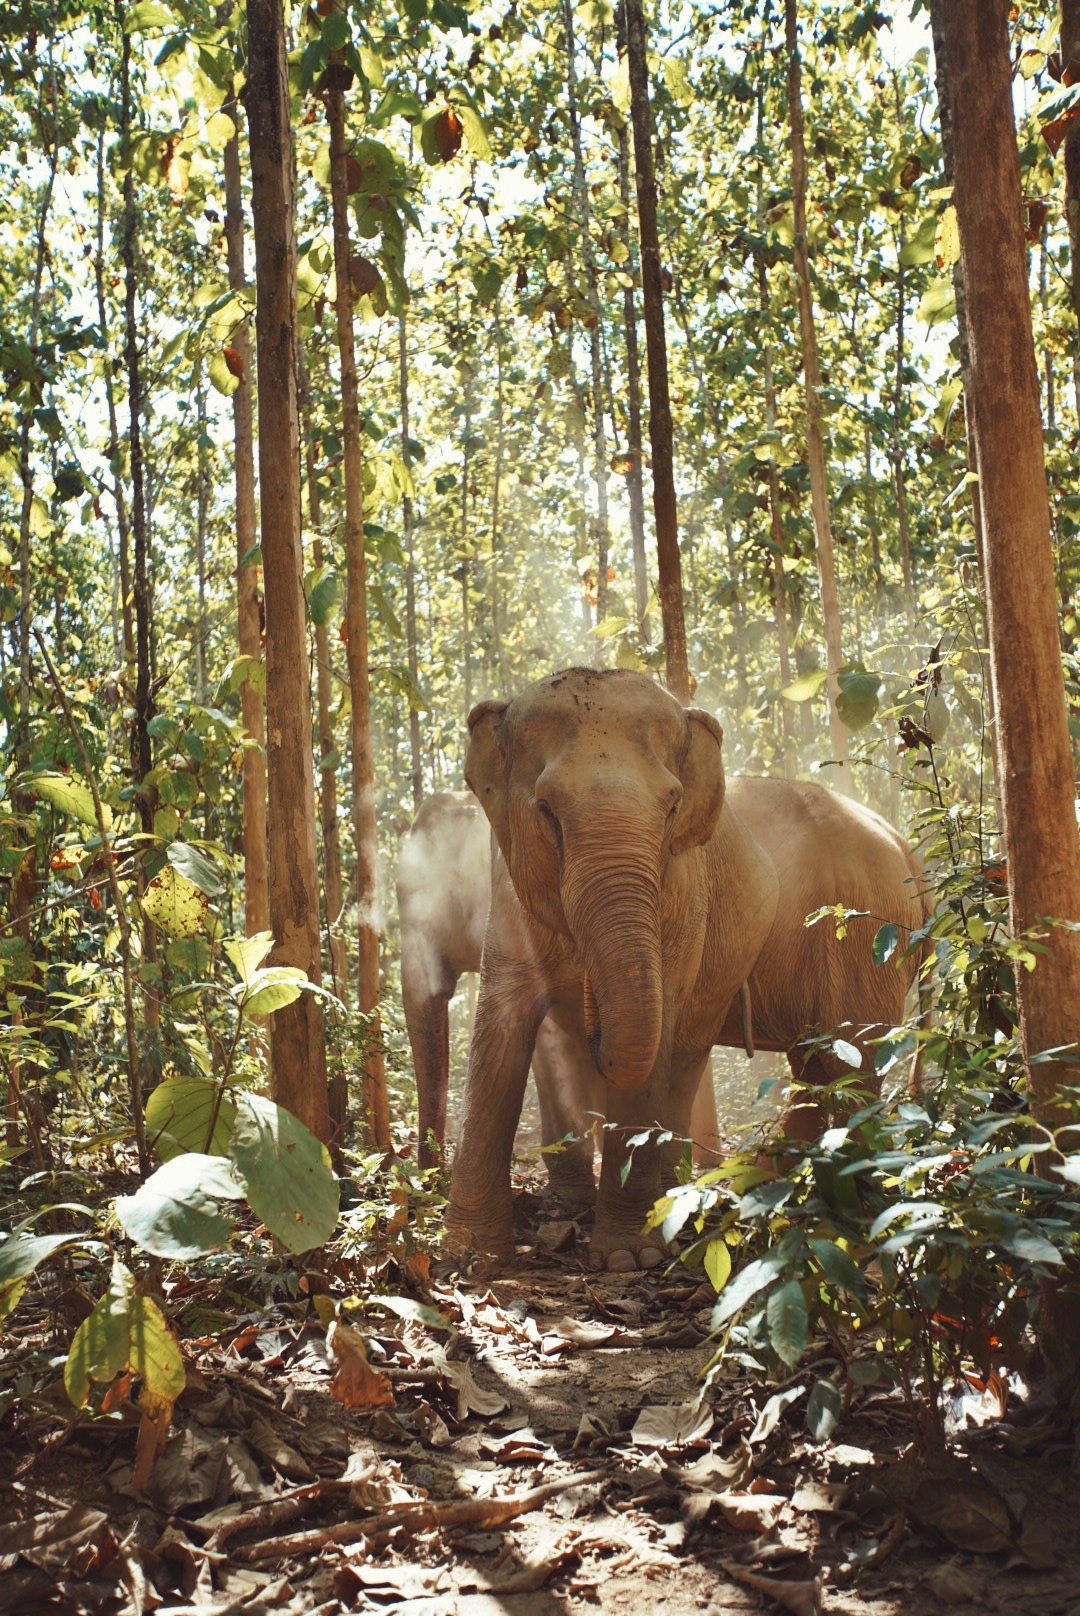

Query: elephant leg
[780,1037,882,1144]
[590,1050,708,1273]
[446,973,545,1263]
[402,965,456,1172]
[689,1055,722,1169]
[533,1018,598,1211]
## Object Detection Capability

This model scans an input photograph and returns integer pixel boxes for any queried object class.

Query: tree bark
[616,121,650,642]
[326,62,389,1150]
[246,0,329,1141]
[622,0,689,704]
[398,311,423,809]
[937,0,1080,1382]
[1060,0,1080,418]
[299,349,349,1148]
[222,99,269,938]
[94,119,133,667]
[785,0,849,785]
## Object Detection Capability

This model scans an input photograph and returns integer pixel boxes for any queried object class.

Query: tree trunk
[299,349,349,1148]
[564,0,611,630]
[326,61,389,1151]
[785,0,849,785]
[222,98,269,938]
[399,311,423,809]
[488,292,511,692]
[195,385,209,702]
[616,121,650,641]
[94,119,133,667]
[119,16,161,1033]
[937,0,1080,1383]
[1060,0,1080,419]
[622,0,689,704]
[246,0,330,1142]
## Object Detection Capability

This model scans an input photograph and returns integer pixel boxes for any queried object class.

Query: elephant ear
[672,708,726,855]
[465,699,511,860]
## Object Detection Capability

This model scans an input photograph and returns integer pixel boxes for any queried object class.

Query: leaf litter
[3,1197,1080,1616]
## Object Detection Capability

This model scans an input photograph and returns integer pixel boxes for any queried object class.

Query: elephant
[447,666,929,1272]
[396,790,724,1199]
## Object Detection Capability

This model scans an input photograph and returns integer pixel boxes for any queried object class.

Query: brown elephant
[447,666,929,1271]
[397,790,722,1200]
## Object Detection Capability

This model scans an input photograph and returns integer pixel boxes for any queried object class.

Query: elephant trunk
[561,840,664,1092]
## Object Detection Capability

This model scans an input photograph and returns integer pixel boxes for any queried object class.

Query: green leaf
[767,1279,808,1368]
[140,866,209,938]
[23,773,109,831]
[456,100,492,161]
[166,841,225,898]
[128,1292,186,1403]
[873,922,899,966]
[806,1377,842,1441]
[224,931,274,985]
[65,1258,134,1406]
[115,1153,244,1259]
[146,1075,237,1161]
[204,108,236,150]
[320,7,350,49]
[809,1237,867,1300]
[208,347,241,397]
[835,665,881,731]
[0,1230,88,1289]
[237,964,309,1019]
[703,1237,732,1294]
[229,1092,339,1252]
[781,669,829,703]
[124,0,178,31]
[831,1038,863,1069]
[711,1254,783,1327]
[306,564,341,626]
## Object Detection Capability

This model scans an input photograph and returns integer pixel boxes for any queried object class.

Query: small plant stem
[33,629,149,1175]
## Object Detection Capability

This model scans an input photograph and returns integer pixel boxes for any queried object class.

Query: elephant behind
[398,790,685,1197]
[449,666,930,1271]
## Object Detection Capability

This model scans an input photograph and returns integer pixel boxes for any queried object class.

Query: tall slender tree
[222,100,269,938]
[326,48,389,1150]
[623,0,689,703]
[246,0,330,1141]
[936,0,1080,1381]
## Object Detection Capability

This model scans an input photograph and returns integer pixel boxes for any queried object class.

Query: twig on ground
[232,1467,609,1563]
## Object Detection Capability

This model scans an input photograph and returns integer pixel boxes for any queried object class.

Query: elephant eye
[536,799,562,850]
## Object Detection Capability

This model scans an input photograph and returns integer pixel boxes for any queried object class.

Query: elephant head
[465,668,727,1091]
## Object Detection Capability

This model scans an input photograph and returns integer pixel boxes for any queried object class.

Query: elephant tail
[739,981,755,1059]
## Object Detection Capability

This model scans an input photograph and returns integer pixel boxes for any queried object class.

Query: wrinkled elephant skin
[397,790,720,1200]
[448,667,928,1271]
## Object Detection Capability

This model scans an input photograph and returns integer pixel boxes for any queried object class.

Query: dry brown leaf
[414,1401,454,1447]
[631,1398,713,1450]
[426,1343,509,1419]
[541,1316,625,1353]
[327,1319,395,1411]
[910,1471,1012,1554]
[132,1389,174,1493]
[791,1478,848,1514]
[714,1490,787,1532]
[920,1558,986,1606]
[718,1556,822,1616]
[247,1413,316,1481]
[0,1504,117,1576]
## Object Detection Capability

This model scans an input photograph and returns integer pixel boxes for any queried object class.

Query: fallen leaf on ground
[426,1344,509,1419]
[327,1319,395,1411]
[246,1413,315,1481]
[718,1555,822,1616]
[713,1490,788,1532]
[631,1398,713,1450]
[540,1316,626,1353]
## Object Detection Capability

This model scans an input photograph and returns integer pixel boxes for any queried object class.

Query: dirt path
[2,1196,1078,1616]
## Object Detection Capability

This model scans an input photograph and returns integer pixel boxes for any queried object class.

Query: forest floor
[3,1063,1080,1616]
[3,1164,1080,1616]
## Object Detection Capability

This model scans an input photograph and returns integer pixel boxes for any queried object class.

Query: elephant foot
[586,1224,672,1273]
[443,1207,516,1267]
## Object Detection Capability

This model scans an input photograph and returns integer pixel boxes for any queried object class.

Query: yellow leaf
[935,204,960,271]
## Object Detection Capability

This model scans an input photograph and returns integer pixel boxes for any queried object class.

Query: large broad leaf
[146,1076,236,1161]
[23,772,109,831]
[781,668,829,703]
[123,0,178,30]
[835,666,882,731]
[223,932,274,985]
[115,1154,244,1259]
[767,1279,808,1368]
[704,1237,732,1294]
[140,866,209,937]
[230,1093,339,1252]
[236,965,309,1019]
[711,1254,785,1328]
[0,1231,93,1325]
[66,1258,184,1410]
[873,922,899,966]
[166,841,225,898]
